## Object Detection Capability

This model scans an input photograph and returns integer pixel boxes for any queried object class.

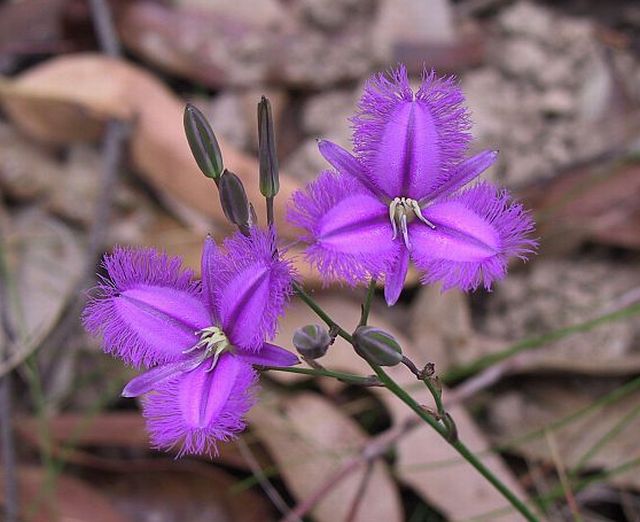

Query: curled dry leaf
[0,466,131,522]
[249,391,403,522]
[0,54,301,238]
[268,291,529,520]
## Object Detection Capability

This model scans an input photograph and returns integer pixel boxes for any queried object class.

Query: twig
[545,430,583,521]
[88,0,121,57]
[344,461,374,522]
[236,437,295,520]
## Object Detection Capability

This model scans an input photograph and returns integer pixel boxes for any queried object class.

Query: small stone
[540,89,575,116]
[497,1,553,41]
[496,38,548,79]
[372,0,457,61]
[302,89,356,137]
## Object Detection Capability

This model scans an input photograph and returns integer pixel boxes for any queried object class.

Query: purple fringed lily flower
[289,65,536,305]
[82,228,298,456]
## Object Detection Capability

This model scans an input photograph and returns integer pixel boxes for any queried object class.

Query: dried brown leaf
[526,161,640,252]
[249,391,403,522]
[0,54,301,239]
[0,466,131,522]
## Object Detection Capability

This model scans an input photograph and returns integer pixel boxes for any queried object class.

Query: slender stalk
[292,282,353,343]
[422,377,445,418]
[261,365,381,387]
[266,197,275,227]
[359,279,376,327]
[370,363,539,522]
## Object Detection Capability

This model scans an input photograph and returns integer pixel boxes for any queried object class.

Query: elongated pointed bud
[258,96,279,198]
[219,170,250,228]
[293,324,331,359]
[353,326,403,366]
[184,104,223,180]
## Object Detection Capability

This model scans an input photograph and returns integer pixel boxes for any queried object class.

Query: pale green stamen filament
[183,326,234,372]
[389,197,436,248]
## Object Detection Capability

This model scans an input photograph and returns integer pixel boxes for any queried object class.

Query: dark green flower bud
[353,326,403,366]
[219,170,250,228]
[184,103,223,180]
[293,324,331,359]
[257,96,279,198]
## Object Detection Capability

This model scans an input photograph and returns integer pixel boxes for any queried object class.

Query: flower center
[183,326,234,372]
[388,197,435,248]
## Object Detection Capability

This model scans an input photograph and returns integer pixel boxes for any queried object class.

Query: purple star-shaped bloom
[83,228,298,456]
[289,65,536,305]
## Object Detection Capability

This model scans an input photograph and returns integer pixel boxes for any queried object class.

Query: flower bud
[257,96,279,198]
[184,103,223,181]
[219,170,250,228]
[293,324,331,359]
[353,325,402,366]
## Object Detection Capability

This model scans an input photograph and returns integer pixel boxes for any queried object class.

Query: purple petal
[143,354,257,457]
[82,248,209,368]
[207,228,295,351]
[288,171,396,285]
[352,66,471,200]
[200,235,220,322]
[411,183,537,291]
[422,150,498,203]
[122,359,195,398]
[238,342,299,367]
[318,140,384,198]
[384,245,410,306]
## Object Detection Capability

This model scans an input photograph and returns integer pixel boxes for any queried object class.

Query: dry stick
[41,0,126,383]
[282,418,417,522]
[236,437,297,520]
[344,461,374,522]
[545,430,583,522]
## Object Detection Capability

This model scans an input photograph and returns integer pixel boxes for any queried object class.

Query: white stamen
[388,197,436,248]
[410,200,436,229]
[182,326,233,372]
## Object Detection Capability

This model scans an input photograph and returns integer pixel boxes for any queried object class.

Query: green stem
[359,278,376,327]
[422,377,445,417]
[293,283,538,521]
[266,196,274,227]
[292,282,353,343]
[370,363,539,522]
[260,365,380,386]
